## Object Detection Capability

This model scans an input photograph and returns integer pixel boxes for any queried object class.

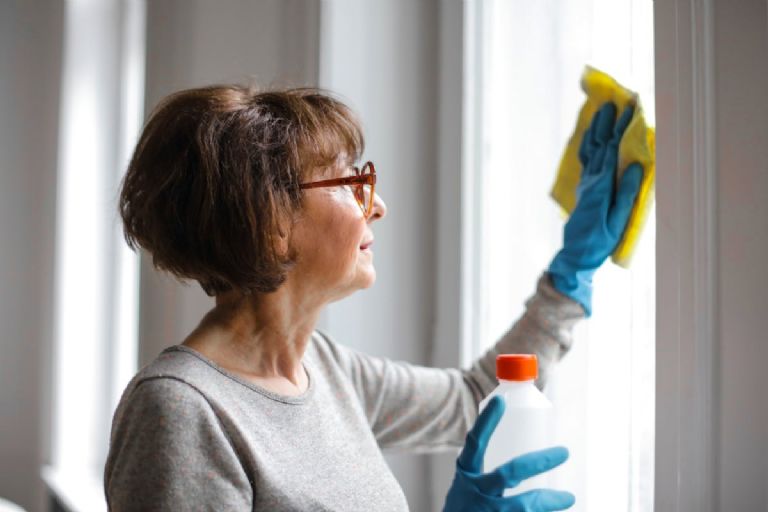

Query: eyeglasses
[299,161,377,218]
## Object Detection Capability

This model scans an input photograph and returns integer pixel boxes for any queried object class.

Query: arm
[321,273,583,454]
[462,273,583,399]
[104,378,252,511]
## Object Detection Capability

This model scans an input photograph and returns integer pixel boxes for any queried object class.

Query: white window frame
[653,0,718,509]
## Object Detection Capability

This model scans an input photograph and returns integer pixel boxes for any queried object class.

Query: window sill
[0,497,25,512]
[41,466,106,512]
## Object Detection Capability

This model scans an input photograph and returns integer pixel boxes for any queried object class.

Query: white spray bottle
[478,354,553,496]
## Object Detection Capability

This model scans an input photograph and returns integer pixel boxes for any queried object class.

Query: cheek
[322,193,366,247]
[325,212,366,260]
[299,205,365,268]
[290,188,369,284]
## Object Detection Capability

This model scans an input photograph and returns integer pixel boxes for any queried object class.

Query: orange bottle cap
[496,354,538,381]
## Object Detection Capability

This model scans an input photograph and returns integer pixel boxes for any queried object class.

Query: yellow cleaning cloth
[551,66,655,268]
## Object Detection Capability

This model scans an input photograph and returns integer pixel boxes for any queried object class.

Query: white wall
[0,2,62,511]
[713,0,768,507]
[430,1,466,508]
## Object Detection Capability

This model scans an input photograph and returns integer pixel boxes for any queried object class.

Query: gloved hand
[548,102,644,316]
[443,396,575,512]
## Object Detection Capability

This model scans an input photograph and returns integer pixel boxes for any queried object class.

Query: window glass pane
[471,0,655,510]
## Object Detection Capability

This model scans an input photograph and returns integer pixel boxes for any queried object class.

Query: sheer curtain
[467,0,655,510]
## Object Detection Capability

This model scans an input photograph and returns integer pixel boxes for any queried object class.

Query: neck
[183,283,323,389]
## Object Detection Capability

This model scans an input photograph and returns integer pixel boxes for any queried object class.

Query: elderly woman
[104,86,641,511]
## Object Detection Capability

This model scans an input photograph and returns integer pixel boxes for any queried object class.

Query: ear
[275,223,290,257]
[275,213,297,260]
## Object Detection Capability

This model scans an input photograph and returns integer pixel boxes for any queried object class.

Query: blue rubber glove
[548,102,644,316]
[443,396,575,512]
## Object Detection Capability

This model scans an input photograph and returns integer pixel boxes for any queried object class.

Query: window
[465,0,655,509]
[42,2,145,510]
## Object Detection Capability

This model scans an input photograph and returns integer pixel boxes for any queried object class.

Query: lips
[360,239,374,250]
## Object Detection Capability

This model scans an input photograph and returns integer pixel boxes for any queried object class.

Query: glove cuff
[546,257,595,316]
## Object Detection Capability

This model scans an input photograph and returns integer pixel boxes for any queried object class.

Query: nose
[368,192,387,222]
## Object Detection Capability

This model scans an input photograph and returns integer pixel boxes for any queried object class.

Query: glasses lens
[354,184,367,209]
[359,163,373,216]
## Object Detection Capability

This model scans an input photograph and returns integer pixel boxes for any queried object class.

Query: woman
[105,85,641,511]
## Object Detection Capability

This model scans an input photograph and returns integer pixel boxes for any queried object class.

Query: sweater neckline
[165,343,316,405]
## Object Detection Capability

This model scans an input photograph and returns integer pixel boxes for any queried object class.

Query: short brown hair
[119,85,364,295]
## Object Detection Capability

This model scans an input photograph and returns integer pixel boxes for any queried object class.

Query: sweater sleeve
[325,273,584,454]
[104,377,252,511]
[461,273,585,400]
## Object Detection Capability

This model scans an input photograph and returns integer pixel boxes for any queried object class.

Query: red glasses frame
[299,161,377,218]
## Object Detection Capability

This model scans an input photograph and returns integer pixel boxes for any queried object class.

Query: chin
[356,266,377,290]
[361,273,376,289]
[330,272,376,304]
[353,256,377,288]
[355,265,376,290]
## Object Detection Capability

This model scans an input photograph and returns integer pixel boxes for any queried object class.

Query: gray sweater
[103,275,582,511]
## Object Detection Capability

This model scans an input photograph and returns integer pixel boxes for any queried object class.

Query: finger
[578,102,609,165]
[593,102,617,145]
[607,163,643,237]
[457,396,505,473]
[578,116,595,167]
[598,134,619,184]
[580,103,616,172]
[612,104,636,142]
[506,490,576,512]
[475,446,570,495]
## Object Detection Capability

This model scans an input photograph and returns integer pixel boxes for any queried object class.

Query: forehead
[312,152,356,179]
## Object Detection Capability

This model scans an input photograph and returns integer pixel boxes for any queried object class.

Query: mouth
[360,239,374,250]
